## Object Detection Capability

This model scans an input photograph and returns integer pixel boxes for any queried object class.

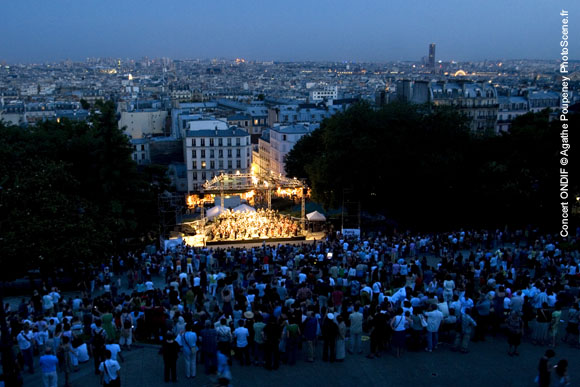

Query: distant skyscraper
[428,43,436,68]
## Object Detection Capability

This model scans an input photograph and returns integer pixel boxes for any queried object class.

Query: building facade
[119,109,168,139]
[184,123,251,192]
[268,124,317,176]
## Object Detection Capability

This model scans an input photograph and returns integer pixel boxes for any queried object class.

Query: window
[210,138,214,146]
[192,150,196,158]
[201,172,206,180]
[210,149,214,158]
[236,160,241,168]
[227,138,232,146]
[200,138,205,146]
[236,138,240,146]
[201,149,205,158]
[141,153,145,160]
[219,160,224,169]
[236,149,241,158]
[201,161,206,169]
[228,160,232,169]
[192,160,197,169]
[282,135,287,141]
[228,149,232,158]
[141,145,145,151]
[210,160,215,169]
[193,172,197,180]
[219,149,223,158]
[218,138,223,146]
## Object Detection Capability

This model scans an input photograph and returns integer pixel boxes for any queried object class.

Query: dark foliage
[0,101,163,278]
[285,102,577,232]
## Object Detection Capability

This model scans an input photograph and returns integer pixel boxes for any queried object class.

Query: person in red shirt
[263,256,270,273]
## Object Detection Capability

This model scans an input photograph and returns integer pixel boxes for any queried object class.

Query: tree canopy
[285,101,576,232]
[0,101,162,278]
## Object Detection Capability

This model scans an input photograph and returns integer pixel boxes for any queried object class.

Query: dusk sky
[1,0,578,63]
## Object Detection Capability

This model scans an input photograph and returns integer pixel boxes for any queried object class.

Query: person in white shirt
[424,304,444,352]
[17,324,35,374]
[234,320,250,366]
[176,324,198,379]
[145,280,154,291]
[105,341,124,362]
[99,349,121,386]
[42,294,54,313]
[348,303,364,354]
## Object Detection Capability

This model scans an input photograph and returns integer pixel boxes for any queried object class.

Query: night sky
[0,0,577,63]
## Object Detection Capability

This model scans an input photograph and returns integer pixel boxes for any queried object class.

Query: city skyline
[1,0,578,63]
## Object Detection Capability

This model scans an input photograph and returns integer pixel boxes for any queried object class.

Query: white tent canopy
[206,205,226,219]
[233,204,256,213]
[306,210,326,221]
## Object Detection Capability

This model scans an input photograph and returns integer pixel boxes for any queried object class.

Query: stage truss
[199,171,307,225]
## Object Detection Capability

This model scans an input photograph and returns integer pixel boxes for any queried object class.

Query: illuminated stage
[183,207,306,247]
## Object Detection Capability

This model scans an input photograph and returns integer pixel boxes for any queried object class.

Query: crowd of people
[1,227,579,386]
[205,208,303,241]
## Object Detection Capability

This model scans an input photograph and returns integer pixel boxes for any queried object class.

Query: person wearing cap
[321,313,338,362]
[39,346,59,387]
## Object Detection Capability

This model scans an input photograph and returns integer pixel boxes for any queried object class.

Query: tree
[0,102,162,278]
[80,98,90,110]
[285,102,574,232]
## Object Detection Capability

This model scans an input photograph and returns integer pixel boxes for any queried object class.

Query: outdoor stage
[181,232,324,248]
[205,235,306,246]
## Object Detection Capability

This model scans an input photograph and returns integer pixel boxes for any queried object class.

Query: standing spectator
[160,332,180,383]
[335,315,347,361]
[253,314,266,366]
[264,317,281,370]
[506,311,524,356]
[453,308,477,354]
[348,303,363,355]
[57,336,73,387]
[200,320,218,374]
[536,349,555,387]
[217,349,232,386]
[533,303,551,346]
[390,309,410,358]
[234,320,250,366]
[554,359,570,386]
[302,311,318,362]
[563,302,579,346]
[216,318,232,365]
[99,349,121,387]
[105,340,124,362]
[550,304,562,348]
[321,313,338,362]
[39,346,59,387]
[424,304,444,352]
[17,323,35,374]
[92,320,107,375]
[176,323,198,379]
[285,317,301,365]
